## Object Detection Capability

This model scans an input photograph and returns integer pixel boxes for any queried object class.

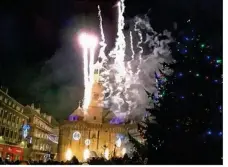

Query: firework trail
[79,33,97,111]
[98,5,105,45]
[129,31,135,59]
[97,3,174,120]
[79,0,174,120]
[82,40,89,111]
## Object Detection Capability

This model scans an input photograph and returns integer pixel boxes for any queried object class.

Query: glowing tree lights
[78,33,98,111]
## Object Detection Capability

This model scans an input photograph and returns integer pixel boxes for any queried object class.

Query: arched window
[16,117,19,124]
[11,115,15,122]
[3,111,7,119]
[7,113,11,121]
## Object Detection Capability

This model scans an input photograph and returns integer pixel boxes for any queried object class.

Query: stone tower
[58,64,138,162]
[84,68,103,124]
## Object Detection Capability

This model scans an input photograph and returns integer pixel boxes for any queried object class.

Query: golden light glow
[122,147,126,156]
[65,148,72,161]
[104,148,109,160]
[116,138,122,148]
[78,33,98,49]
[83,148,90,161]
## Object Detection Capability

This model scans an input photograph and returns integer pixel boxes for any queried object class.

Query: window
[5,129,9,137]
[8,114,11,121]
[3,111,7,119]
[16,117,19,124]
[9,131,13,138]
[13,131,17,139]
[92,134,96,139]
[16,106,20,111]
[4,98,8,104]
[15,155,20,161]
[94,116,96,120]
[1,127,5,136]
[11,115,14,122]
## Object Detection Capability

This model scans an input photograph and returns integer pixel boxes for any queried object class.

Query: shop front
[0,144,24,161]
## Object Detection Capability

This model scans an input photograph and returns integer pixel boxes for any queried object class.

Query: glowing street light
[104,148,109,160]
[116,138,121,148]
[83,148,90,161]
[65,148,72,161]
[121,147,126,156]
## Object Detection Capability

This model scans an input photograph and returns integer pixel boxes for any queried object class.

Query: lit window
[16,106,20,111]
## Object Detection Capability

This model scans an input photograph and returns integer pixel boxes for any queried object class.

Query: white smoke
[97,6,174,121]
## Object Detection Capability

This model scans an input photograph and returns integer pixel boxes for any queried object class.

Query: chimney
[47,116,51,123]
[35,108,40,114]
[31,103,35,109]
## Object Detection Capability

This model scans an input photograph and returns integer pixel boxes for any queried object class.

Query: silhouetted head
[20,161,30,165]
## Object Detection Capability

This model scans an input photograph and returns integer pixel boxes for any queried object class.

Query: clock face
[85,139,91,146]
[72,131,81,140]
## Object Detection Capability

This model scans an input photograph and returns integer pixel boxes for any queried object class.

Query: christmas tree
[133,19,222,164]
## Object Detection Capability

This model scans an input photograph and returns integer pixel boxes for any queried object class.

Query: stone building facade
[0,88,30,161]
[23,105,59,161]
[58,71,138,162]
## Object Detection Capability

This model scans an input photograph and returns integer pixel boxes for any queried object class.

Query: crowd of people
[0,154,146,165]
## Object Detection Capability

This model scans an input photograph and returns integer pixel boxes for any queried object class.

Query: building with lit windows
[0,88,30,161]
[23,105,59,161]
[58,70,139,162]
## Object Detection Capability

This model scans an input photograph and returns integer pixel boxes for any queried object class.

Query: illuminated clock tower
[58,65,138,162]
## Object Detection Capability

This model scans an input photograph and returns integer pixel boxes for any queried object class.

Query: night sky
[0,0,222,120]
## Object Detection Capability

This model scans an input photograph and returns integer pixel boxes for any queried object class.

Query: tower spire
[78,101,81,108]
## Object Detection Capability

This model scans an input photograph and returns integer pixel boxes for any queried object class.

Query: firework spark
[78,0,174,120]
[78,33,98,111]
